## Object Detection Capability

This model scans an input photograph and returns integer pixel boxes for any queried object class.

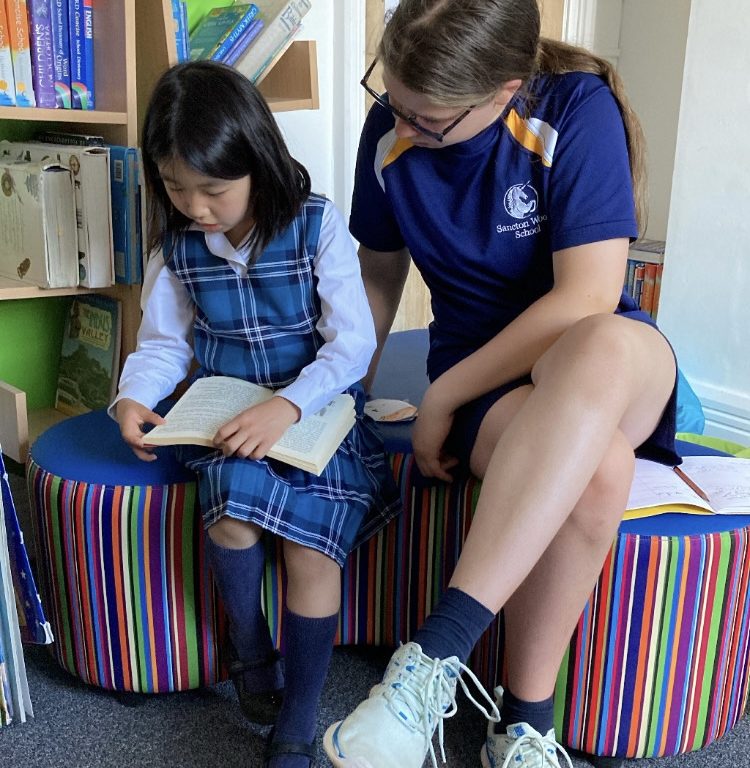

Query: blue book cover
[222,17,263,66]
[209,3,260,61]
[51,0,71,106]
[27,0,57,108]
[110,145,142,285]
[68,0,93,109]
[189,3,258,61]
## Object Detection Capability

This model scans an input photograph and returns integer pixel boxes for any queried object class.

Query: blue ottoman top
[371,330,750,538]
[30,409,195,486]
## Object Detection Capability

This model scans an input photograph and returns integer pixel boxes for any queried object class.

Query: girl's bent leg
[206,517,284,725]
[267,542,341,768]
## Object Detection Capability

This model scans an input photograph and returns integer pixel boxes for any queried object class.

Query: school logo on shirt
[497,182,547,239]
[503,182,538,219]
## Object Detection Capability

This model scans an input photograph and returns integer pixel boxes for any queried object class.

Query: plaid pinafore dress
[166,195,400,566]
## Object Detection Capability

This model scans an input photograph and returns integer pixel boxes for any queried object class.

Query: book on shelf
[50,0,72,107]
[1,139,114,288]
[170,0,189,62]
[109,145,144,285]
[145,375,356,476]
[222,17,263,67]
[0,0,17,105]
[55,294,122,416]
[189,3,259,61]
[35,128,104,146]
[5,0,36,106]
[68,0,93,109]
[625,455,750,520]
[233,0,310,83]
[27,0,57,108]
[0,158,78,288]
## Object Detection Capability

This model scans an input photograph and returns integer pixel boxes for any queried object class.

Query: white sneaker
[481,694,573,768]
[323,641,500,768]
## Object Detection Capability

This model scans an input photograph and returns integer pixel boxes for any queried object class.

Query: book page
[678,455,750,514]
[626,458,713,513]
[273,394,354,459]
[147,377,273,443]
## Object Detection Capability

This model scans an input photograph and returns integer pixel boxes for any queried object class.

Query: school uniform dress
[114,194,400,566]
[351,71,679,466]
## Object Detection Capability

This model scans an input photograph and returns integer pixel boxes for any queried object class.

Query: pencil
[674,465,711,503]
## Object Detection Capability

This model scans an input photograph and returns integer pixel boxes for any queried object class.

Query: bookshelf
[0,0,320,463]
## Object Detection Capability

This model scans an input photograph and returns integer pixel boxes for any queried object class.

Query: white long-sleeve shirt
[113,199,376,419]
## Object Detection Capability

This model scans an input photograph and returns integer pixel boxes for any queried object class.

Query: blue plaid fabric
[167,195,400,565]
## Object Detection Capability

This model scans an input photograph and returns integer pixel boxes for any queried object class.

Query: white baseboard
[692,380,750,444]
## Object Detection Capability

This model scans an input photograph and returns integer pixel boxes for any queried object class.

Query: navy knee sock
[498,687,555,735]
[269,608,338,768]
[205,536,279,690]
[413,587,495,663]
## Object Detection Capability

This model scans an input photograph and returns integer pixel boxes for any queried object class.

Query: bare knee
[569,432,635,545]
[283,540,339,585]
[207,516,262,549]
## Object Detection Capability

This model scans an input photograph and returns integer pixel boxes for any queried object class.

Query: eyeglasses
[360,59,476,143]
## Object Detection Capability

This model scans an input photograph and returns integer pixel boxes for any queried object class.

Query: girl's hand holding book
[214,395,301,460]
[116,398,167,462]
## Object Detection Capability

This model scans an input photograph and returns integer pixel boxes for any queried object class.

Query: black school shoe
[228,649,285,726]
[264,727,316,767]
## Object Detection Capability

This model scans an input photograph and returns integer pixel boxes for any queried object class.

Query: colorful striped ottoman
[334,328,750,760]
[27,409,225,693]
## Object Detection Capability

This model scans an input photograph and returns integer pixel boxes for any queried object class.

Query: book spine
[178,1,189,62]
[624,257,636,296]
[51,0,71,107]
[35,129,104,145]
[640,261,657,317]
[632,261,645,308]
[68,0,93,109]
[209,4,259,61]
[651,263,663,320]
[233,0,310,81]
[0,1,16,105]
[27,0,57,108]
[170,0,188,62]
[110,146,141,285]
[4,0,36,106]
[222,18,263,67]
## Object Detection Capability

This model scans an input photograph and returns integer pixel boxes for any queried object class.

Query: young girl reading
[112,61,399,768]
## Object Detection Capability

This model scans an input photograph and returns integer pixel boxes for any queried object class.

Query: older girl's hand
[411,386,459,481]
[116,398,166,462]
[214,396,301,460]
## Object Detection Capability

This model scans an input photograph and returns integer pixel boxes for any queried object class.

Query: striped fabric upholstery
[27,459,226,693]
[26,409,750,758]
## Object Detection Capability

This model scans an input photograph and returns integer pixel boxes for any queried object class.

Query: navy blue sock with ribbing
[269,608,338,768]
[205,536,281,691]
[497,686,555,735]
[412,586,495,663]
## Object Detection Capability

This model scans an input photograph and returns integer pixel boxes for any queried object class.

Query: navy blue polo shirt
[350,71,640,374]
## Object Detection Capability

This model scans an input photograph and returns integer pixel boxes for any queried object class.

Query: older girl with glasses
[323,1,679,767]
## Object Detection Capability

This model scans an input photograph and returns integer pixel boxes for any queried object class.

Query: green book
[55,294,122,416]
[189,3,260,61]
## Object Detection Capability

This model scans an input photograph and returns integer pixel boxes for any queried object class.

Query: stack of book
[184,0,311,83]
[0,130,146,290]
[0,0,95,109]
[0,450,52,728]
[624,238,666,320]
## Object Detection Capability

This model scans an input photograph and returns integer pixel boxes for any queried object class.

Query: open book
[625,456,750,520]
[145,376,356,476]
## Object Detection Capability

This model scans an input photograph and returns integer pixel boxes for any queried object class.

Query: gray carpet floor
[3,467,750,768]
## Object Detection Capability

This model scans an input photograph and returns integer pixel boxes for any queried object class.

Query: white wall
[658,0,750,441]
[273,0,364,215]
[617,0,690,240]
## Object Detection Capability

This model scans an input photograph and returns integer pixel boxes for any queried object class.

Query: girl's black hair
[141,60,311,257]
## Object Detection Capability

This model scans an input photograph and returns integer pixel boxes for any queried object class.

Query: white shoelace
[387,651,501,768]
[500,729,574,768]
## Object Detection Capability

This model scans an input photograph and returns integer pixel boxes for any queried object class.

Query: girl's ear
[494,79,523,109]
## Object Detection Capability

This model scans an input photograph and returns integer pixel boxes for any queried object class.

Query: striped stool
[27,409,225,693]
[335,328,750,760]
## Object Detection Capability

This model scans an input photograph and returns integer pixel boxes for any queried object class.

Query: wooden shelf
[0,278,95,301]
